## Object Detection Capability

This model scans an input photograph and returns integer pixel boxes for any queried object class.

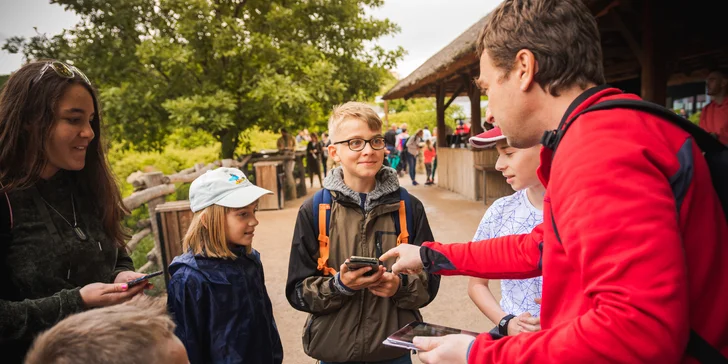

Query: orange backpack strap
[313,190,337,276]
[396,200,409,245]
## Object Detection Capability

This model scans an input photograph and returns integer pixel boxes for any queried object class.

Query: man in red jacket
[380,0,728,363]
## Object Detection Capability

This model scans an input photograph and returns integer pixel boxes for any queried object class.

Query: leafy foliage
[6,0,404,158]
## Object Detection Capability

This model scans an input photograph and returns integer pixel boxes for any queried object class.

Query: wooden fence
[124,151,307,273]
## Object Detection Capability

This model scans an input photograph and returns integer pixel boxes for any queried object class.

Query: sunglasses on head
[32,61,91,86]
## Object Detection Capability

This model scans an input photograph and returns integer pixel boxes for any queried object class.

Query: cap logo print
[228,174,247,185]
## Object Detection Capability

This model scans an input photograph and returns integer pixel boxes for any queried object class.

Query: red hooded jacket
[423,87,728,363]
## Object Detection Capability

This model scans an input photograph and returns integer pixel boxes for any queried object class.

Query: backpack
[541,98,728,364]
[312,187,414,276]
[399,136,410,150]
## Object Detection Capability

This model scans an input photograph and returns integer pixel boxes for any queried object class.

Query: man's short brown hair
[327,102,383,142]
[478,0,606,96]
[25,295,179,364]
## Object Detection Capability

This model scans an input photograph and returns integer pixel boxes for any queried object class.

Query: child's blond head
[183,204,243,259]
[328,102,383,142]
[185,168,271,258]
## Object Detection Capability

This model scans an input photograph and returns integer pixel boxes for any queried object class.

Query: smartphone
[126,270,163,287]
[345,256,382,276]
[383,321,480,351]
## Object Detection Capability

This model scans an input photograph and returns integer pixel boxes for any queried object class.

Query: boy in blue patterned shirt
[467,125,544,338]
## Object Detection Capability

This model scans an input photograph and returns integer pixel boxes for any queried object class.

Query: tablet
[383,321,480,351]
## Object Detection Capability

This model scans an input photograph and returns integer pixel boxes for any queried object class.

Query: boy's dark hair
[477,0,605,96]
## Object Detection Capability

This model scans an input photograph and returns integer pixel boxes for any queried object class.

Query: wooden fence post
[282,154,296,200]
[141,172,168,268]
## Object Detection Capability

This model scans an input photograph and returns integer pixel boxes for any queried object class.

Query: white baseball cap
[189,167,272,213]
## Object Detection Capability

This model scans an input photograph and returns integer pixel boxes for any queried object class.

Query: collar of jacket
[322,166,400,212]
[169,249,261,285]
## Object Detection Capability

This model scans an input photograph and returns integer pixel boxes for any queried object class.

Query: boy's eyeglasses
[33,61,91,86]
[333,137,386,151]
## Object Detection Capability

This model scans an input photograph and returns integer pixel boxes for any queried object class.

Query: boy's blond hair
[328,102,383,142]
[183,204,250,259]
[25,296,177,364]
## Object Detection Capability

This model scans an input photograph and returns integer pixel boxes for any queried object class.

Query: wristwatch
[498,314,516,336]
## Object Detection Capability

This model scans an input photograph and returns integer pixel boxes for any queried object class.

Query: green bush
[689,111,701,125]
[130,234,156,269]
[108,143,220,198]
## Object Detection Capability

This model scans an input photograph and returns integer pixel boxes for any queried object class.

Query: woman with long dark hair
[0,60,150,362]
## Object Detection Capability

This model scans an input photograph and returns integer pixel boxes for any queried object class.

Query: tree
[6,0,404,158]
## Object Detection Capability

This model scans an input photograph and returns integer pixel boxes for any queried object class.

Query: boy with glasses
[285,102,440,364]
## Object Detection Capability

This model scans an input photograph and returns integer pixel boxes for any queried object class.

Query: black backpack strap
[688,329,728,364]
[576,99,725,154]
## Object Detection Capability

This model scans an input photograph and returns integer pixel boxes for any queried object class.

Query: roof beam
[593,0,620,18]
[608,8,644,67]
[444,82,467,110]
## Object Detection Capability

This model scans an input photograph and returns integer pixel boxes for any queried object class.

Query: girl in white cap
[167,167,283,364]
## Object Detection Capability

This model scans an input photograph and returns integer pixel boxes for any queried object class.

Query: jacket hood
[322,166,400,212]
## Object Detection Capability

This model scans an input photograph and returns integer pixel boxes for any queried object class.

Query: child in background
[423,139,436,185]
[167,167,283,364]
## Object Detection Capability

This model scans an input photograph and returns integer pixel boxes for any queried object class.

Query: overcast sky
[0,0,501,78]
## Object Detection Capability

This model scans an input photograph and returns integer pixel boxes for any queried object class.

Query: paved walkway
[253,173,500,363]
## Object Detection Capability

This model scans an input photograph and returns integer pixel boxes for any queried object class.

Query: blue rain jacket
[168,247,283,364]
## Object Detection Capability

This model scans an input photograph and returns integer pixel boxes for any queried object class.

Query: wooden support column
[141,172,168,268]
[436,84,446,148]
[384,100,389,127]
[640,0,669,105]
[469,83,484,135]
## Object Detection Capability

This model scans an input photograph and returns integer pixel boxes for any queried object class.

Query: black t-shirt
[384,130,397,147]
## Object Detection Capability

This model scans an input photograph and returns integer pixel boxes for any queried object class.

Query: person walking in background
[700,68,728,145]
[422,125,432,142]
[423,139,436,185]
[384,124,398,167]
[306,133,324,188]
[321,132,330,177]
[405,129,423,185]
[395,124,409,177]
[277,128,296,153]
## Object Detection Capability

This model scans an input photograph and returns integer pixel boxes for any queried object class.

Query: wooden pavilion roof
[383,0,728,100]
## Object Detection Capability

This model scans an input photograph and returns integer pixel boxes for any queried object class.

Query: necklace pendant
[74,227,88,241]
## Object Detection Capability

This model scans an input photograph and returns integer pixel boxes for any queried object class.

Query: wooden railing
[123,151,307,272]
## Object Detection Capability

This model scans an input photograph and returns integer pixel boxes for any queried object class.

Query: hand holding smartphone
[126,270,163,287]
[345,256,383,277]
